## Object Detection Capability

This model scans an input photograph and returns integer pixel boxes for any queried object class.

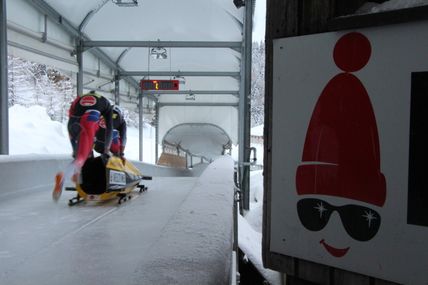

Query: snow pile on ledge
[356,0,428,14]
[133,156,235,284]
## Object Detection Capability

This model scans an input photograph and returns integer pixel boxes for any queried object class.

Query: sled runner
[63,155,151,206]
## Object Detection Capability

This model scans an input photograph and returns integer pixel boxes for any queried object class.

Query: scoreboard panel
[140,80,179,91]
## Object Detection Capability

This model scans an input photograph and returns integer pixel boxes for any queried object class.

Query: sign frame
[263,20,428,285]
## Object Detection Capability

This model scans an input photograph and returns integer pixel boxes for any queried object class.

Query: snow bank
[122,125,156,163]
[251,125,264,137]
[245,170,264,233]
[9,105,71,155]
[8,104,156,163]
[238,170,282,284]
[239,215,282,285]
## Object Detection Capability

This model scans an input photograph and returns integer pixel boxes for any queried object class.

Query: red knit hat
[295,33,386,207]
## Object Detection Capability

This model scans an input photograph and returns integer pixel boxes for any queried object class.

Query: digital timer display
[140,80,179,91]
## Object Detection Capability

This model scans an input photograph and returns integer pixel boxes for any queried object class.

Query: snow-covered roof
[6,0,246,156]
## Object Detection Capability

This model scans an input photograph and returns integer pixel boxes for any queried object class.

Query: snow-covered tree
[8,56,39,107]
[46,68,74,122]
[251,41,265,127]
[8,56,76,123]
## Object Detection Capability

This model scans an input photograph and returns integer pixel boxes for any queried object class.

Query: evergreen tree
[8,56,38,107]
[251,41,265,127]
[8,55,75,123]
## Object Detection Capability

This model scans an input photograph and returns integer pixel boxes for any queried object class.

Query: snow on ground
[246,170,264,233]
[239,214,282,284]
[9,105,156,164]
[251,124,264,137]
[125,126,156,163]
[9,105,71,155]
[8,104,278,283]
[252,125,265,165]
[237,169,282,284]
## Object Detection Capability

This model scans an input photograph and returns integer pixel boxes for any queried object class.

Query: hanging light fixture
[185,93,196,101]
[150,47,167,59]
[112,0,139,7]
[233,0,245,8]
[173,75,186,85]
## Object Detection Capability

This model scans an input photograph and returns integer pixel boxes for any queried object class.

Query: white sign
[270,20,428,284]
[109,170,126,186]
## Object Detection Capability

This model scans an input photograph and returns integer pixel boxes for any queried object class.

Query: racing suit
[67,91,113,169]
[94,108,127,157]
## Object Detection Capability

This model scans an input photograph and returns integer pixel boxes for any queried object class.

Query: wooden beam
[300,0,334,35]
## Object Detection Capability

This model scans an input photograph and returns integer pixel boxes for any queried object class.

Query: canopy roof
[163,123,232,160]
[6,0,251,160]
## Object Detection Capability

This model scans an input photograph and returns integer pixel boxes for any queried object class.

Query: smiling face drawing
[297,198,381,257]
[295,32,386,257]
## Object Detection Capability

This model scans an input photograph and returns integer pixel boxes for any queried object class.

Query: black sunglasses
[297,198,381,242]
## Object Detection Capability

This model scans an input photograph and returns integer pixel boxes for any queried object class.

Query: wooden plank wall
[266,0,386,38]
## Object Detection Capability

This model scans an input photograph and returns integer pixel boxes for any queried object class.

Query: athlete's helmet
[113,105,123,115]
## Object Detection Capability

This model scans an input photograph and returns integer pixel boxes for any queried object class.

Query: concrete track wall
[0,154,206,196]
[0,154,72,196]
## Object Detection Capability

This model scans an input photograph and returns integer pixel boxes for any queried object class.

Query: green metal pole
[0,0,9,154]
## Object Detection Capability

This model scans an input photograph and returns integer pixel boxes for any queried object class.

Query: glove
[120,152,126,164]
[100,152,111,163]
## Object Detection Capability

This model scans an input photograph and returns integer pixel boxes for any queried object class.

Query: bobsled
[66,155,152,206]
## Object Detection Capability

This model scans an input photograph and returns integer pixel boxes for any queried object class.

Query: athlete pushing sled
[52,91,150,204]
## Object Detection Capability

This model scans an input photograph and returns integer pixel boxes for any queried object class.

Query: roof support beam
[7,40,76,66]
[0,0,8,154]
[116,48,131,65]
[76,41,83,95]
[78,0,109,32]
[138,92,143,162]
[238,0,253,211]
[114,72,120,105]
[120,71,240,78]
[155,102,159,163]
[26,0,78,37]
[82,40,242,49]
[25,0,141,92]
[158,102,238,107]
